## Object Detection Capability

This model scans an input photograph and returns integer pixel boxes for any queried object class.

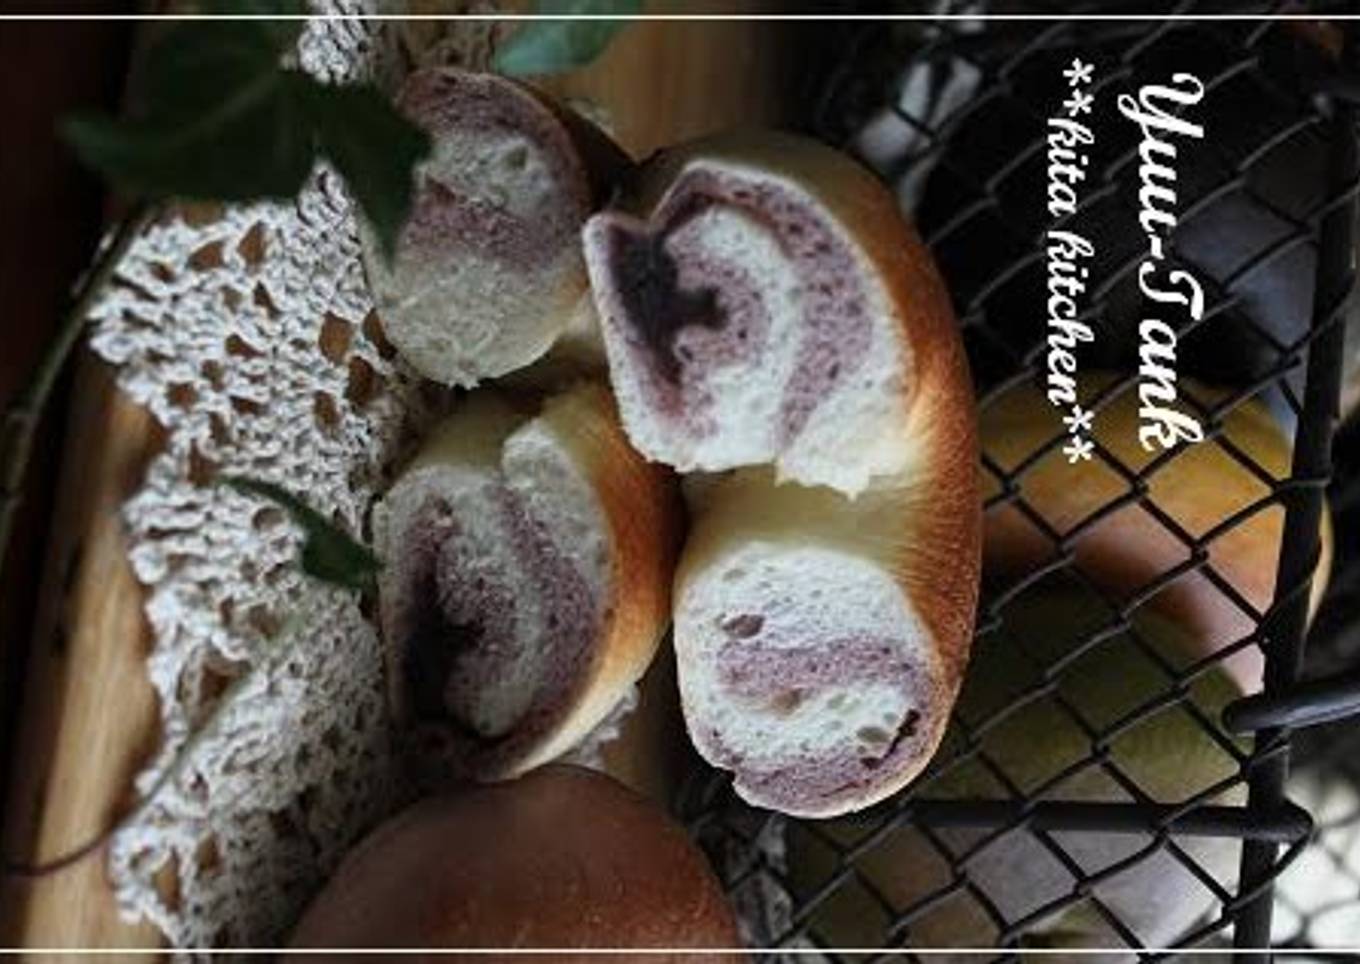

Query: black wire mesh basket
[675,7,1360,959]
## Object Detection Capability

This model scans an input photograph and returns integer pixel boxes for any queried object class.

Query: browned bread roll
[582,129,980,817]
[361,68,628,387]
[288,766,745,960]
[786,589,1248,959]
[372,383,681,784]
[583,129,971,497]
[980,378,1333,693]
[673,459,980,819]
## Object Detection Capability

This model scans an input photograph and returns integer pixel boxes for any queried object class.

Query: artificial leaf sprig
[62,2,430,261]
[224,476,381,593]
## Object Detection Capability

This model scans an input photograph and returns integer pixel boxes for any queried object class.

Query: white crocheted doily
[83,5,592,949]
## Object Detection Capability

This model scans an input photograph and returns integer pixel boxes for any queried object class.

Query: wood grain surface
[1,12,800,952]
[0,365,165,954]
[0,16,163,955]
[0,17,131,829]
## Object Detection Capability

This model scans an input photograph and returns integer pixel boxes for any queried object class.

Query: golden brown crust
[867,171,981,691]
[377,383,679,784]
[652,132,979,813]
[517,383,683,773]
[658,131,981,689]
[288,766,745,958]
[980,379,1333,693]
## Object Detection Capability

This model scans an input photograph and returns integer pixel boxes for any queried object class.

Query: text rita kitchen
[1045,74,1209,453]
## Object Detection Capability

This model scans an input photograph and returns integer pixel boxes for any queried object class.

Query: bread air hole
[858,709,921,768]
[857,726,890,746]
[720,613,764,638]
[770,688,804,714]
[502,145,529,172]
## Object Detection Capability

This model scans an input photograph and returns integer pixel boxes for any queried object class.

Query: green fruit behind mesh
[785,584,1247,957]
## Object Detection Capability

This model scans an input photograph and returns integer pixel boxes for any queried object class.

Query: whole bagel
[289,766,744,960]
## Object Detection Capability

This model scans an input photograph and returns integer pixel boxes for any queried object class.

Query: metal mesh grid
[1273,716,1360,947]
[675,8,1358,959]
[1272,409,1360,947]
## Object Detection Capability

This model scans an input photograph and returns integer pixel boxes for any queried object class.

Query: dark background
[0,14,133,855]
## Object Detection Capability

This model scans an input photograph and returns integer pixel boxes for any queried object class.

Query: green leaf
[195,2,307,54]
[63,78,315,202]
[61,19,314,201]
[62,9,430,259]
[305,81,432,262]
[148,19,303,99]
[494,0,641,77]
[223,477,380,592]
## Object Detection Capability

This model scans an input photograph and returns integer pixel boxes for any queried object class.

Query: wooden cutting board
[0,13,802,952]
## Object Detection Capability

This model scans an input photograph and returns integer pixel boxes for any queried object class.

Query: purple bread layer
[599,208,768,430]
[599,168,874,447]
[394,69,587,270]
[676,172,876,445]
[700,619,941,812]
[396,497,519,726]
[716,638,913,702]
[387,479,601,782]
[712,719,925,814]
[400,179,562,270]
